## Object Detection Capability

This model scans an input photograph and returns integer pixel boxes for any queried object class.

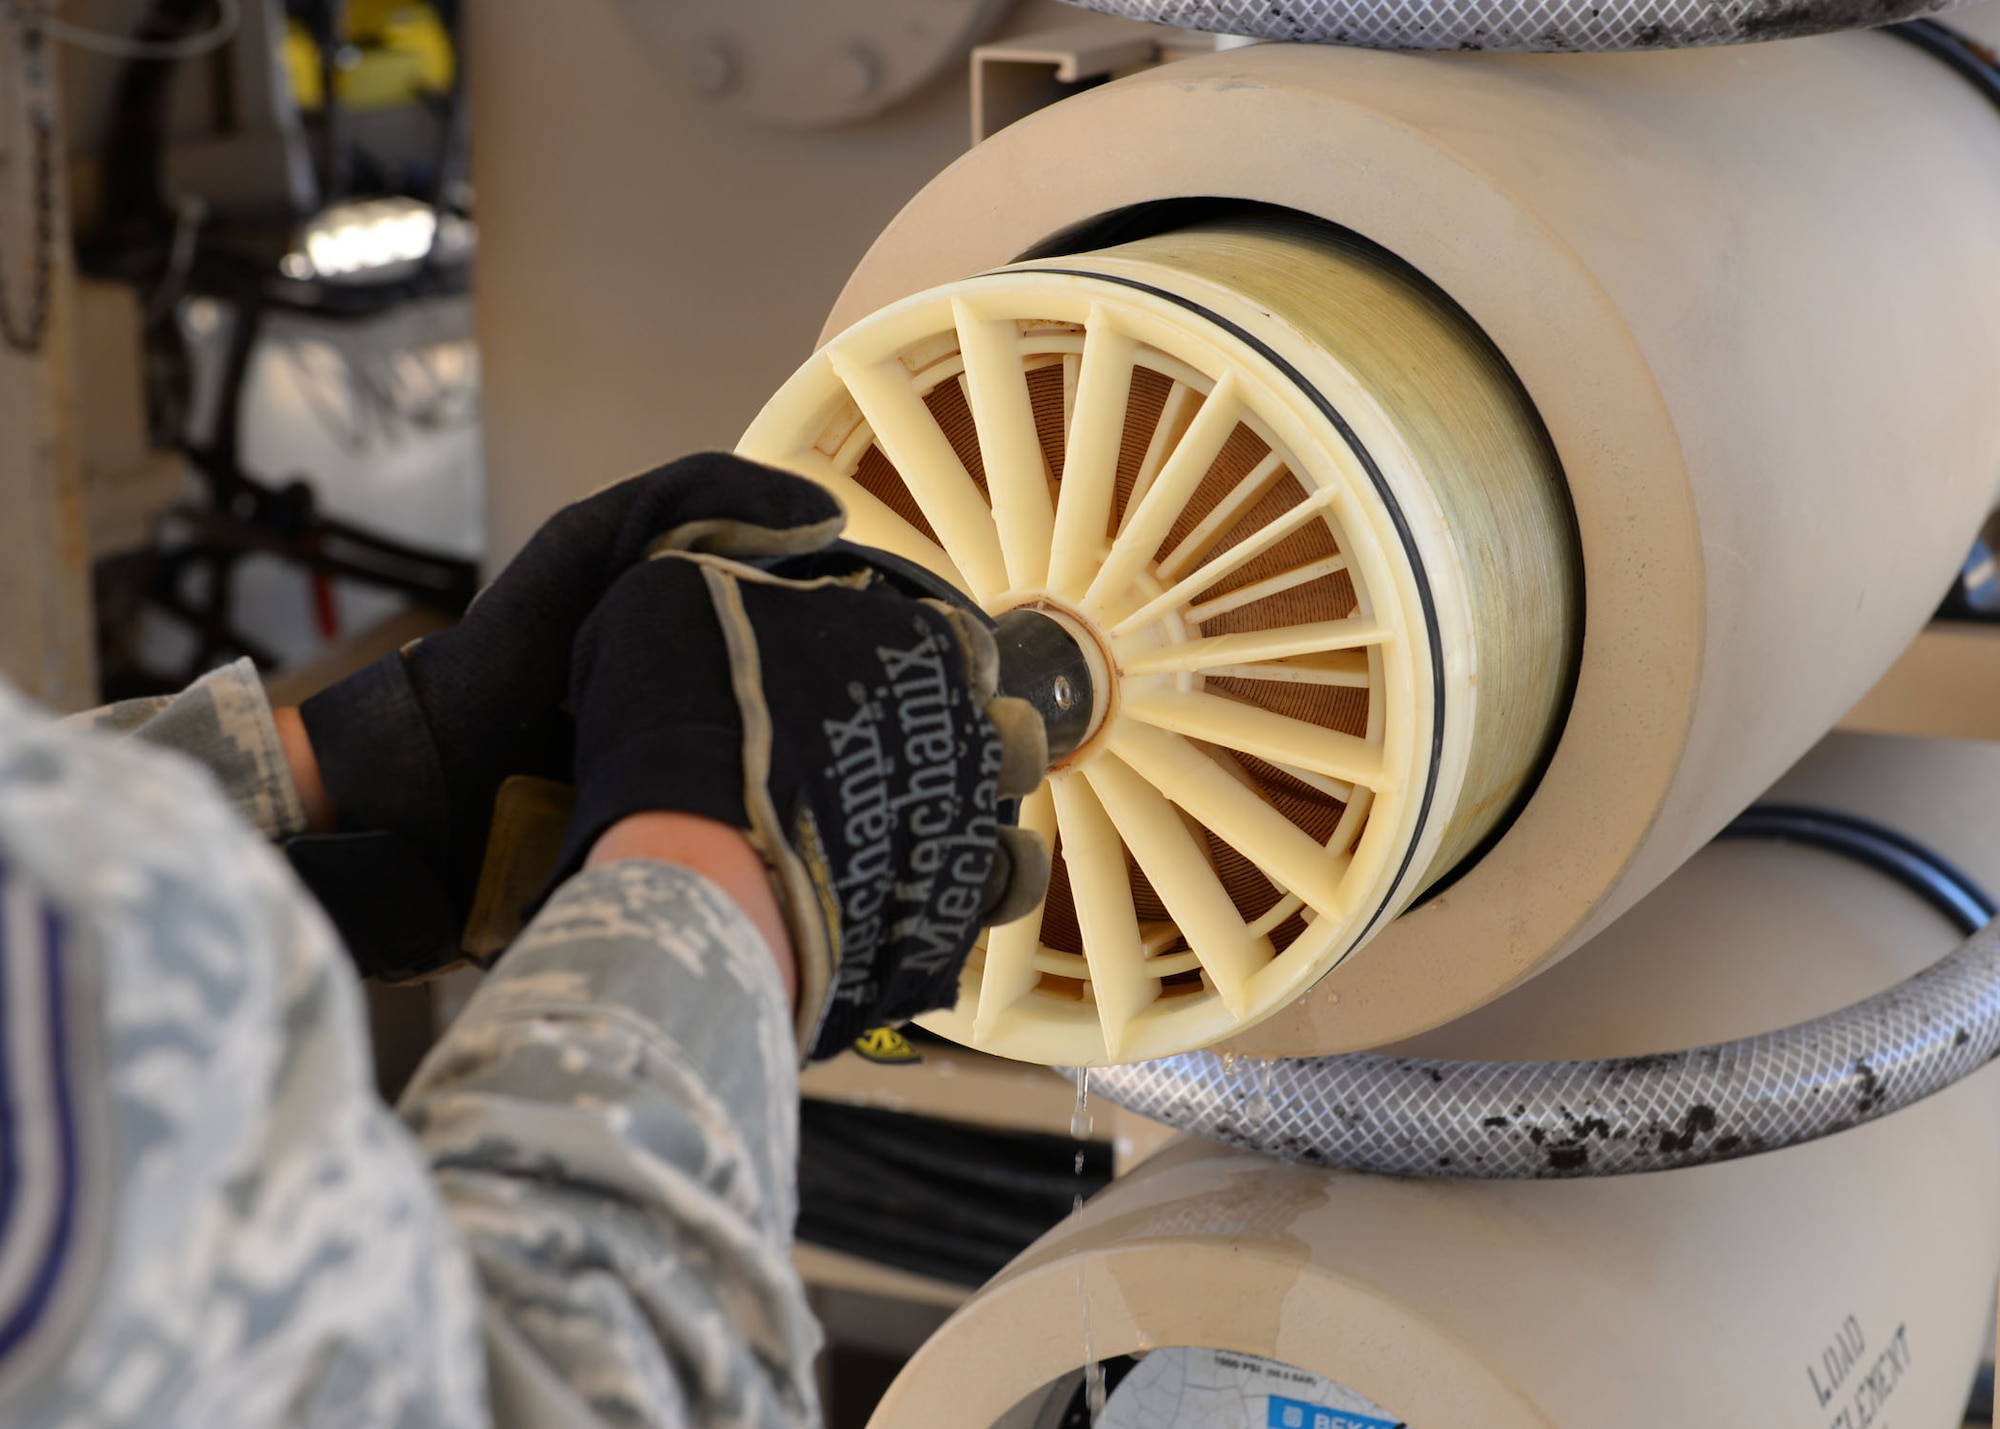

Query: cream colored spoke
[1247,893,1305,940]
[1327,786,1375,857]
[1186,553,1350,623]
[1116,618,1388,677]
[1084,373,1243,616]
[1268,760,1357,805]
[1083,754,1272,1015]
[1049,773,1153,1060]
[1062,352,1080,442]
[972,783,1058,1040]
[1108,486,1339,636]
[1111,723,1354,918]
[804,463,967,594]
[1200,655,1372,688]
[1118,380,1202,534]
[1046,313,1136,599]
[1123,687,1391,791]
[827,344,1008,600]
[1156,451,1288,581]
[953,300,1056,591]
[1140,921,1183,956]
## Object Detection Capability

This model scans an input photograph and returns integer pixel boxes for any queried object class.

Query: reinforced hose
[1082,806,2000,1178]
[1057,0,1969,51]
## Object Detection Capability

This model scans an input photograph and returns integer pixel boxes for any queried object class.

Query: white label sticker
[1102,1347,1407,1429]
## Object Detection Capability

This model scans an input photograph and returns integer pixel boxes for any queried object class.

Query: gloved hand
[559,548,1051,1059]
[293,453,845,976]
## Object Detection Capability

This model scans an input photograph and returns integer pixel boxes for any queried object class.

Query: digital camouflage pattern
[81,659,309,840]
[0,660,819,1428]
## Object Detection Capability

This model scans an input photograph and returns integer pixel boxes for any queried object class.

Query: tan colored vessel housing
[761,18,2000,1058]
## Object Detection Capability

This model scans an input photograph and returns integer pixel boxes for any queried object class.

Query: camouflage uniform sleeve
[65,657,306,840]
[0,680,487,1429]
[399,859,823,1429]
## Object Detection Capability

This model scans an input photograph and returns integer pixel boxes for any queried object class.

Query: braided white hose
[1081,809,2000,1177]
[1059,0,1971,50]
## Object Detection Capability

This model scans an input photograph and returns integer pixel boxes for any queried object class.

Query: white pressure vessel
[863,730,2000,1428]
[742,14,2000,1063]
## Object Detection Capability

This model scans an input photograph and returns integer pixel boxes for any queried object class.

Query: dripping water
[1071,1066,1102,1424]
[1081,1288,1106,1424]
[1071,1067,1095,1140]
[1251,1056,1273,1127]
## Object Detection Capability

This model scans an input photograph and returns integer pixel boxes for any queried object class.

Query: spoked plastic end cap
[740,218,1580,1066]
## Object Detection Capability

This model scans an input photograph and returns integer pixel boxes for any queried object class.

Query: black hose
[1717,804,1995,936]
[1887,17,2000,116]
[797,1100,1113,1286]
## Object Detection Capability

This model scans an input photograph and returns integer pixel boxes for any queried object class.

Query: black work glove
[559,549,1051,1058]
[294,453,845,976]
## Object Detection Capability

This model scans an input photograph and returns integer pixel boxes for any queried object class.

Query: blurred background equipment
[0,1,95,712]
[799,1097,1114,1288]
[56,0,480,697]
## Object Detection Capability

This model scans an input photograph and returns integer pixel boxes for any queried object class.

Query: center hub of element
[991,604,1113,768]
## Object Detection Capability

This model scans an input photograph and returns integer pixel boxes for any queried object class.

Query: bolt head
[689,38,736,97]
[840,41,882,99]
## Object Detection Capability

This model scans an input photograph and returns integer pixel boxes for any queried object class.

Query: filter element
[740,218,1579,1066]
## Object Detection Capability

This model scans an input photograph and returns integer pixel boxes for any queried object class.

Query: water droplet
[1252,1057,1273,1126]
[1071,1068,1095,1140]
[1075,1148,1087,1175]
[1079,1259,1105,1426]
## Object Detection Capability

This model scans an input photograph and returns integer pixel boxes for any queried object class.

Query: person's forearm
[273,706,336,833]
[400,859,821,1428]
[587,812,798,1013]
[277,706,798,1004]
[271,705,813,1425]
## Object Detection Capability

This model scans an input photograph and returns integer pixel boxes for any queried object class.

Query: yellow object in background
[283,20,323,109]
[283,4,455,113]
[357,2,454,94]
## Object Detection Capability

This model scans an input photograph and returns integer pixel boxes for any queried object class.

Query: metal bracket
[969,19,1199,145]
